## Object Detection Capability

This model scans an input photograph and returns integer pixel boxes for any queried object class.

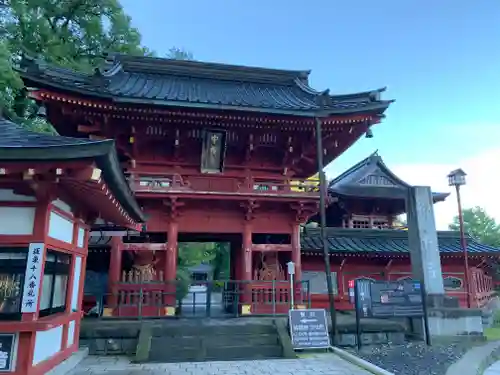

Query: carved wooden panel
[254,253,285,281]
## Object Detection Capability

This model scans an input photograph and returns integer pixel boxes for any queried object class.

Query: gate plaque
[289,309,330,349]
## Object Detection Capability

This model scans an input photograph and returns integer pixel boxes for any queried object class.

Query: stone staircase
[79,318,292,363]
[147,319,285,362]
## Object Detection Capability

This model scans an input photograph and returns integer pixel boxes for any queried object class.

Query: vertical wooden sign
[21,243,46,313]
[201,129,227,173]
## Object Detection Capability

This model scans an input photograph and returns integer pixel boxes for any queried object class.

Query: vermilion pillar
[242,222,252,281]
[165,221,178,307]
[241,222,252,305]
[291,224,302,281]
[166,221,178,280]
[108,236,123,306]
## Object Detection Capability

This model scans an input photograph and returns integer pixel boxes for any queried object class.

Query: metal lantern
[447,168,466,187]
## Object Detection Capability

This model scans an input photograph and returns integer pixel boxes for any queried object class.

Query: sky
[121,0,500,229]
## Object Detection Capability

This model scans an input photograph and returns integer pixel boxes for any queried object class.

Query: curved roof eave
[0,116,145,223]
[18,57,394,118]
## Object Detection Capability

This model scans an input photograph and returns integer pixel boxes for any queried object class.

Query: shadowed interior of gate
[84,232,307,318]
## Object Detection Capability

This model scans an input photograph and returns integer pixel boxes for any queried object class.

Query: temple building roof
[328,151,449,202]
[0,116,145,225]
[301,228,500,255]
[18,54,393,116]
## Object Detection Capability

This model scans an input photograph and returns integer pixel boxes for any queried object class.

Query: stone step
[148,344,283,363]
[151,332,279,348]
[205,344,283,361]
[151,323,276,337]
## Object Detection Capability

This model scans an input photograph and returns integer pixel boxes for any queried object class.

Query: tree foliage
[449,206,500,247]
[211,243,230,280]
[176,242,217,299]
[0,0,192,129]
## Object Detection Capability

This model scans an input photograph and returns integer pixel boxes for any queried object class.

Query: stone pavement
[68,354,372,375]
[485,361,500,375]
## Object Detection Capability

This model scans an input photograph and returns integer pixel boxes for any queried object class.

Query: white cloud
[390,148,500,230]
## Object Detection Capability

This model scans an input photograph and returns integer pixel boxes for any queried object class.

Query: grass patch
[484,327,500,341]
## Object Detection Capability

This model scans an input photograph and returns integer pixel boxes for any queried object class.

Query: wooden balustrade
[129,173,320,197]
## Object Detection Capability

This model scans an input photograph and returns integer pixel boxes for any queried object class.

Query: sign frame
[288,308,331,350]
[354,279,430,349]
[21,243,46,313]
[0,333,18,372]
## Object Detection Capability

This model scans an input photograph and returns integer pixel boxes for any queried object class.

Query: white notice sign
[21,243,46,313]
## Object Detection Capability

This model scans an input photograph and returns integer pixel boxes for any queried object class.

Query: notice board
[289,308,331,349]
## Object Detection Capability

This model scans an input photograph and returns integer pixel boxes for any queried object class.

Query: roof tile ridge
[104,53,312,84]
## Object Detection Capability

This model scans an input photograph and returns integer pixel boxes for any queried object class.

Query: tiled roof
[301,228,500,254]
[0,116,145,222]
[328,151,449,201]
[18,54,393,116]
[0,116,101,148]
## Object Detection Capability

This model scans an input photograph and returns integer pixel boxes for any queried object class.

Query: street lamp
[315,118,337,340]
[447,168,472,308]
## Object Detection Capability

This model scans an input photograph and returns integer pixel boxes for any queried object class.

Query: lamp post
[447,168,472,308]
[315,118,337,339]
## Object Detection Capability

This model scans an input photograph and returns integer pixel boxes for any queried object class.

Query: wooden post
[242,222,252,281]
[108,237,123,307]
[166,221,178,280]
[241,222,252,305]
[291,224,302,282]
[165,221,178,307]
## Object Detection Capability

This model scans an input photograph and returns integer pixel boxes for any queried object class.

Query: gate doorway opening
[83,232,311,319]
[177,234,233,318]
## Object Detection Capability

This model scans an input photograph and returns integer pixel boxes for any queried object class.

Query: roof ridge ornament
[96,53,123,77]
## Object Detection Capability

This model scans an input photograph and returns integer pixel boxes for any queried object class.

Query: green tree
[176,242,217,300]
[449,206,500,247]
[0,0,193,129]
[211,243,230,280]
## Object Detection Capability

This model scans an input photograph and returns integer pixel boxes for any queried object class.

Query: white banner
[21,243,46,313]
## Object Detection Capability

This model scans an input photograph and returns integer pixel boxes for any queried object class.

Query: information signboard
[289,309,330,350]
[0,333,16,372]
[355,279,424,319]
[354,279,429,349]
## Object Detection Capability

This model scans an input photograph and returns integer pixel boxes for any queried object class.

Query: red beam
[252,244,291,252]
[120,243,168,252]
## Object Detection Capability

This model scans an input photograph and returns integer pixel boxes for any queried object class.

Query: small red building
[301,152,499,310]
[0,116,144,374]
[17,54,393,316]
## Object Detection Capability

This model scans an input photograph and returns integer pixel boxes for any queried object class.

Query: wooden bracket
[240,199,260,221]
[291,201,319,223]
[162,197,184,220]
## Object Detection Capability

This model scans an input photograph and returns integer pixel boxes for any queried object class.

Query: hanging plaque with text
[21,243,46,313]
[289,309,331,349]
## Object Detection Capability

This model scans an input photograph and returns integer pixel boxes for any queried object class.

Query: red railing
[129,173,320,197]
[309,268,496,311]
[471,267,494,308]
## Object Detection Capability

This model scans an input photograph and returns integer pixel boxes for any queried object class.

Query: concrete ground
[68,354,373,375]
[485,361,500,375]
